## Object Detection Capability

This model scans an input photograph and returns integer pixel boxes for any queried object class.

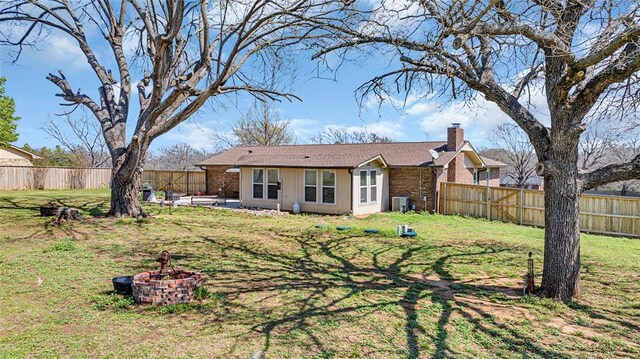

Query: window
[267,169,279,200]
[253,169,264,199]
[473,170,479,185]
[321,170,335,204]
[359,170,378,204]
[304,170,317,202]
[253,168,279,200]
[370,170,377,202]
[359,170,367,203]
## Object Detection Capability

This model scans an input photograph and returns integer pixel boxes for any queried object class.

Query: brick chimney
[447,123,464,151]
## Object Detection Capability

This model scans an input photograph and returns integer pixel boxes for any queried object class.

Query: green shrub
[44,240,75,253]
[194,286,225,302]
[200,264,219,274]
[93,294,134,310]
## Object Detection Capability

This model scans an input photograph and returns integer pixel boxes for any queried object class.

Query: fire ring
[131,251,202,305]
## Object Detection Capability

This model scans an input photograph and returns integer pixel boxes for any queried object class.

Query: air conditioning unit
[392,196,410,212]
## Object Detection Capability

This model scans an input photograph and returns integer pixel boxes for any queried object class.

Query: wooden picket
[140,170,206,194]
[0,166,206,194]
[440,182,640,237]
[0,166,111,190]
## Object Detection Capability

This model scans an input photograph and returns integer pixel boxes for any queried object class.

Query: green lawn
[0,189,638,358]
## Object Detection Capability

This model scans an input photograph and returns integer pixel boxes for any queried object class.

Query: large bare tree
[578,116,628,171]
[314,1,640,301]
[0,0,330,216]
[41,113,110,167]
[611,134,640,195]
[310,127,393,144]
[146,143,212,171]
[488,123,536,188]
[226,101,296,147]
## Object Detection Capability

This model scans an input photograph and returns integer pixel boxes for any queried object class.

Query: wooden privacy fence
[141,170,206,194]
[0,166,112,190]
[439,182,640,237]
[0,166,206,194]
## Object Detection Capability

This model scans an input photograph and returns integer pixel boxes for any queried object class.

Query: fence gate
[141,170,206,194]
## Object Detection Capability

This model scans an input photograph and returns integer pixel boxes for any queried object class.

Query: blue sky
[0,30,525,153]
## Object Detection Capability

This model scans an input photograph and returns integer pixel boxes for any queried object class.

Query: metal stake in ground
[525,252,535,295]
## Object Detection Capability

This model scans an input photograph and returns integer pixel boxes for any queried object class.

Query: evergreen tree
[0,77,20,146]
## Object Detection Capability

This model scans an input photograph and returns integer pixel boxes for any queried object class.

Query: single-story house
[197,124,506,215]
[0,145,41,166]
[501,175,544,190]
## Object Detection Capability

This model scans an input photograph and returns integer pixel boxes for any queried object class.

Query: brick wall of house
[447,127,464,151]
[388,167,436,212]
[205,166,239,198]
[488,168,501,187]
[447,153,474,184]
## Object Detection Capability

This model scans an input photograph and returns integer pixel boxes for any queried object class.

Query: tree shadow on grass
[197,229,574,358]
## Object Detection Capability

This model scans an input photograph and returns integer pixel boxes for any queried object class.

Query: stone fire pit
[132,268,202,305]
[131,251,202,305]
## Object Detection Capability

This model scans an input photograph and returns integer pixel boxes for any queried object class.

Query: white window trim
[473,170,479,185]
[321,170,336,205]
[359,169,368,204]
[370,170,378,203]
[303,169,318,203]
[252,168,264,200]
[358,169,378,206]
[266,169,280,201]
[252,168,279,201]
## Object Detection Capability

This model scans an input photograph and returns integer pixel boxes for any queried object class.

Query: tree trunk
[539,150,581,302]
[108,157,144,217]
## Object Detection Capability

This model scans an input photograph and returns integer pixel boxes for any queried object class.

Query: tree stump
[54,207,81,225]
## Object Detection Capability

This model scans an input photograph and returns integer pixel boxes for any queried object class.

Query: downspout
[432,167,438,212]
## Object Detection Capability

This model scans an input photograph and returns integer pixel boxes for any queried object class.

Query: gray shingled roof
[197,142,449,168]
[480,156,508,167]
[197,141,506,168]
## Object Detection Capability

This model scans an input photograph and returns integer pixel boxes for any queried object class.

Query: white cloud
[35,33,89,70]
[165,122,218,151]
[364,91,420,111]
[360,0,423,36]
[420,102,503,144]
[289,118,322,142]
[419,86,550,147]
[405,102,437,116]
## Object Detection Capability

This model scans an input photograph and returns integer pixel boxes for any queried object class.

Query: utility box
[392,196,410,212]
[142,183,153,201]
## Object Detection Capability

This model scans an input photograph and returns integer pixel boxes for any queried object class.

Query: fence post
[186,171,189,195]
[443,182,447,215]
[486,186,491,220]
[520,189,524,225]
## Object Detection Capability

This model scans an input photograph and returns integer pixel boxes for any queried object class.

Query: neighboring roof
[1,145,42,159]
[430,142,485,168]
[197,142,449,168]
[501,175,544,185]
[197,141,505,169]
[480,156,508,167]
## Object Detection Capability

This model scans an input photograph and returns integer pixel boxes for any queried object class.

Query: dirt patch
[420,274,454,299]
[61,324,97,335]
